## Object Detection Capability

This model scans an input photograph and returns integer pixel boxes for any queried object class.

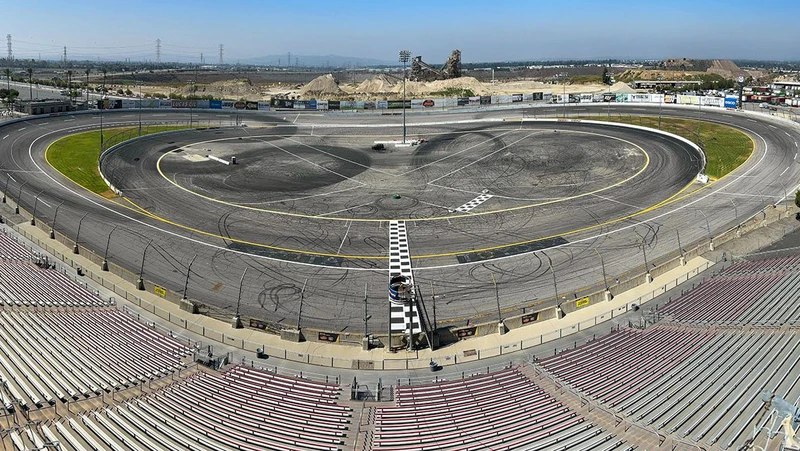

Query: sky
[5,0,800,63]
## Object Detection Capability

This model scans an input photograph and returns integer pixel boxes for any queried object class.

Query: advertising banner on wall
[677,95,699,105]
[468,96,481,105]
[388,100,411,109]
[316,100,328,110]
[364,101,376,110]
[328,100,341,110]
[121,99,137,109]
[480,96,491,105]
[293,101,307,109]
[209,100,222,109]
[511,94,523,102]
[258,101,270,110]
[171,100,197,108]
[456,97,469,106]
[270,98,293,109]
[246,101,258,110]
[532,92,544,101]
[663,94,675,103]
[580,93,593,103]
[439,98,457,108]
[159,100,172,108]
[724,97,737,109]
[602,93,616,102]
[222,100,235,109]
[523,93,534,102]
[140,99,161,108]
[615,93,628,103]
[543,93,553,102]
[498,95,513,104]
[701,96,724,107]
[628,93,651,103]
[411,99,425,109]
[376,100,387,109]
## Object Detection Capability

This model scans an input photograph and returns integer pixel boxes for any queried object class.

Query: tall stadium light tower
[399,50,411,144]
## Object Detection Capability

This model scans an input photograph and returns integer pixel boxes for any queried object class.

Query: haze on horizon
[5,0,800,64]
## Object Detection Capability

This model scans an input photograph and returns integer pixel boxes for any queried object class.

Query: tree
[125,88,133,96]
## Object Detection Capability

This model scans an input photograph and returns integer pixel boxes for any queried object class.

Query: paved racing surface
[0,104,797,332]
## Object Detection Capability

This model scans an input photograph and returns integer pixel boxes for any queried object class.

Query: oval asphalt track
[0,105,797,331]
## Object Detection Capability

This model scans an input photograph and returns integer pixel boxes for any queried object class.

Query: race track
[0,104,797,332]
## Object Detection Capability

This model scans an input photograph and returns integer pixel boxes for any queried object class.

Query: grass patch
[47,125,188,197]
[575,115,752,180]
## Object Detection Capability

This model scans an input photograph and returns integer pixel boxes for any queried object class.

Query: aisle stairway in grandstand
[370,366,627,451]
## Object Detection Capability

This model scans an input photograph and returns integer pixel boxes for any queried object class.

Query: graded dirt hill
[298,74,343,96]
[356,74,398,94]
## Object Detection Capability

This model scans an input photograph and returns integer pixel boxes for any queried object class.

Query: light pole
[399,50,410,144]
[101,225,117,271]
[2,173,10,203]
[296,279,308,330]
[50,201,63,239]
[594,248,609,290]
[15,180,27,214]
[73,213,88,254]
[182,254,197,300]
[137,239,153,290]
[30,190,43,226]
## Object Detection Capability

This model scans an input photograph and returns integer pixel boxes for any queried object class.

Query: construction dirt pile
[355,74,398,94]
[608,81,638,93]
[298,74,343,97]
[398,76,487,95]
[707,59,743,78]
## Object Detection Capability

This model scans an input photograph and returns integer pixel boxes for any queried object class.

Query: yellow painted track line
[42,119,755,262]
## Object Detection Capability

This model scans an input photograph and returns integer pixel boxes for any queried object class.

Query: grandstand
[2,228,800,450]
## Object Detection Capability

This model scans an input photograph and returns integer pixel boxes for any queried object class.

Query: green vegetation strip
[46,125,187,198]
[579,116,753,180]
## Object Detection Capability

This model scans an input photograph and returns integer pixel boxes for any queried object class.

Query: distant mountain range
[242,54,396,68]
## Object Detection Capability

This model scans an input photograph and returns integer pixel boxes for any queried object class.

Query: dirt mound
[609,81,637,93]
[357,74,398,94]
[707,60,743,78]
[298,74,343,96]
[397,76,487,96]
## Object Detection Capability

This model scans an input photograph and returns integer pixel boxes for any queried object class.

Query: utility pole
[399,50,411,144]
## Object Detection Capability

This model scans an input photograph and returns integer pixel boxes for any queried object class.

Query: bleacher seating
[0,261,109,307]
[0,233,32,261]
[372,367,622,451]
[40,365,353,451]
[0,308,193,412]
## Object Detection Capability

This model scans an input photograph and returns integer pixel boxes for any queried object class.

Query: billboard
[724,97,737,109]
[209,100,222,109]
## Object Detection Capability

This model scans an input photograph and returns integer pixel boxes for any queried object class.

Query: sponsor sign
[543,93,553,102]
[388,100,410,109]
[329,100,342,110]
[456,327,477,340]
[480,96,492,105]
[222,100,235,109]
[171,100,197,108]
[233,101,247,110]
[140,99,161,108]
[293,101,307,109]
[532,92,544,101]
[159,100,172,108]
[523,93,534,102]
[246,101,258,110]
[576,297,590,308]
[724,97,737,109]
[375,100,388,109]
[602,93,616,102]
[411,99,425,109]
[363,101,376,110]
[209,100,222,109]
[468,96,481,105]
[628,93,650,103]
[153,285,166,297]
[270,98,293,108]
[511,93,523,102]
[316,100,328,110]
[497,95,512,104]
[457,97,470,106]
[121,99,137,109]
[257,101,270,110]
[318,332,339,343]
[249,319,269,330]
[521,312,539,324]
[663,94,675,103]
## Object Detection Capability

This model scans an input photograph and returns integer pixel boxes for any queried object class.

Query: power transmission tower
[218,44,223,64]
[200,52,204,65]
[156,39,161,63]
[63,46,67,64]
[6,34,11,61]
[287,52,291,68]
